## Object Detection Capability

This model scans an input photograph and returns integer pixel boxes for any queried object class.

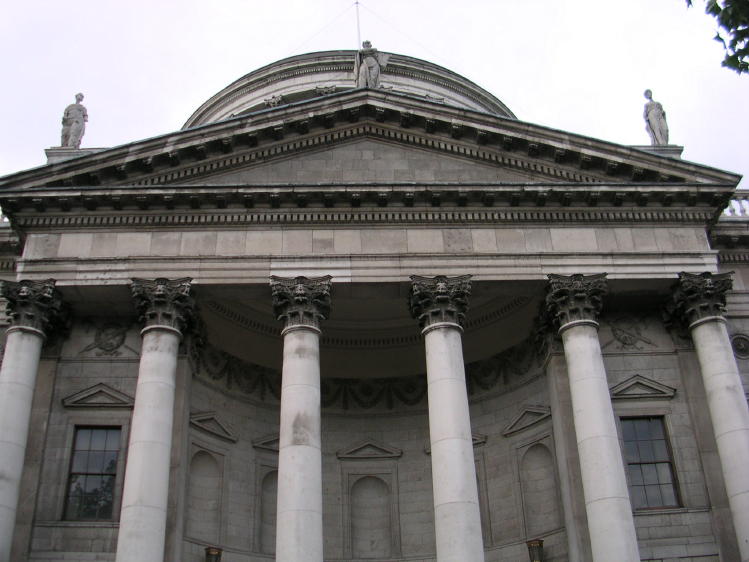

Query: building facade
[0,50,747,562]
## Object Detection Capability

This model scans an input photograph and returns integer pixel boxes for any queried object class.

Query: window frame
[56,415,130,522]
[618,415,682,511]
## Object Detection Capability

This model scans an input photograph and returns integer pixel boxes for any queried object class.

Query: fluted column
[409,275,484,562]
[115,278,195,562]
[667,272,749,560]
[542,274,639,562]
[0,280,65,562]
[270,275,332,562]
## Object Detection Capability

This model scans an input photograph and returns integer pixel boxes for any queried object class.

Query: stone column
[409,275,484,562]
[115,278,195,562]
[542,274,639,562]
[0,280,65,562]
[270,275,332,562]
[668,271,749,560]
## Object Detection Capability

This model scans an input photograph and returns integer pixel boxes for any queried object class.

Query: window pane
[90,430,107,450]
[656,463,673,484]
[652,440,669,462]
[68,474,84,496]
[628,465,644,485]
[71,451,88,473]
[634,419,651,440]
[649,418,664,439]
[105,429,121,451]
[638,441,655,463]
[630,486,647,509]
[624,441,639,462]
[87,451,104,473]
[642,464,659,485]
[65,495,81,520]
[645,484,662,506]
[75,429,91,450]
[660,484,677,506]
[102,452,118,474]
[622,420,637,442]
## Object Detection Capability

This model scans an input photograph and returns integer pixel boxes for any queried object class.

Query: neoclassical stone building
[0,49,747,562]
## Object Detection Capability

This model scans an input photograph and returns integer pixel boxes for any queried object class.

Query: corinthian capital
[408,274,472,330]
[131,277,196,335]
[270,275,332,331]
[666,271,733,328]
[543,273,608,331]
[1,279,66,336]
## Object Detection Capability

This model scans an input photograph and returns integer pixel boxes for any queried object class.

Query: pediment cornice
[0,89,739,192]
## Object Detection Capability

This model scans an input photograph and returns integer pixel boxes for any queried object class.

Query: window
[621,417,679,509]
[65,427,121,520]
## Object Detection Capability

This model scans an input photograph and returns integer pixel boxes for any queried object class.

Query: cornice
[0,90,739,191]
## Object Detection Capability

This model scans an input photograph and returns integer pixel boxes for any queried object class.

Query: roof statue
[60,93,87,149]
[643,89,669,146]
[355,40,390,88]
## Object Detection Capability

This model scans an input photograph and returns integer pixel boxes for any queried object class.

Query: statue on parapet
[355,40,390,89]
[643,89,669,146]
[60,93,88,149]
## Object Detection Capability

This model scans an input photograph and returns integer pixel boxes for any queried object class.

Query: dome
[183,49,516,128]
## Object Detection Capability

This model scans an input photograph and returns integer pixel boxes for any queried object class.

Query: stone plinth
[45,147,106,165]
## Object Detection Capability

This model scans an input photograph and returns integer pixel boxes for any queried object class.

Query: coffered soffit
[0,89,739,193]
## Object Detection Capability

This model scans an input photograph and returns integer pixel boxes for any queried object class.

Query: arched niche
[351,476,392,558]
[520,442,561,537]
[186,450,222,543]
[259,470,278,554]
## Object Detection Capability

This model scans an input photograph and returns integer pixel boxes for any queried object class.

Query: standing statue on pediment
[355,40,390,89]
[61,93,88,149]
[643,89,669,146]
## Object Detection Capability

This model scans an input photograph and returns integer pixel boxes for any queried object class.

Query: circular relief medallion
[731,334,749,359]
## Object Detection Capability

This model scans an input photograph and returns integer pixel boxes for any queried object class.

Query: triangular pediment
[252,434,279,453]
[502,405,551,436]
[0,89,738,194]
[182,138,538,185]
[610,375,676,400]
[62,383,134,409]
[190,412,238,442]
[337,439,403,459]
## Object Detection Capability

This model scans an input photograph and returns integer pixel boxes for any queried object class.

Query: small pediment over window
[62,383,134,409]
[425,432,487,454]
[502,406,551,437]
[190,412,238,443]
[252,434,279,453]
[610,375,676,400]
[337,439,403,459]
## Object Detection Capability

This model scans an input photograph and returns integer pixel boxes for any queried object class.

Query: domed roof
[183,49,516,129]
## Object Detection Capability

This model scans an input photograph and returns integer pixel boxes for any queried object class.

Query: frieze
[193,336,544,410]
[78,321,138,357]
[601,316,657,351]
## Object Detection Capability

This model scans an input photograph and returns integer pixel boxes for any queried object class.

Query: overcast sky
[1,0,747,188]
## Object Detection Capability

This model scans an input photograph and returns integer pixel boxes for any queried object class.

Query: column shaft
[115,327,180,562]
[0,329,44,562]
[424,325,484,562]
[691,319,749,560]
[275,327,323,562]
[561,323,639,562]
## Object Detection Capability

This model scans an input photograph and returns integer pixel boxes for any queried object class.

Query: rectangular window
[621,417,679,509]
[65,427,121,520]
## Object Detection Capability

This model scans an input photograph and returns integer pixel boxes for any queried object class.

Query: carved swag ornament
[131,277,196,334]
[542,273,608,332]
[408,274,472,330]
[270,275,332,331]
[665,271,733,328]
[1,279,67,336]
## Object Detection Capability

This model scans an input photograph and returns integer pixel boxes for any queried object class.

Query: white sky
[1,0,747,187]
